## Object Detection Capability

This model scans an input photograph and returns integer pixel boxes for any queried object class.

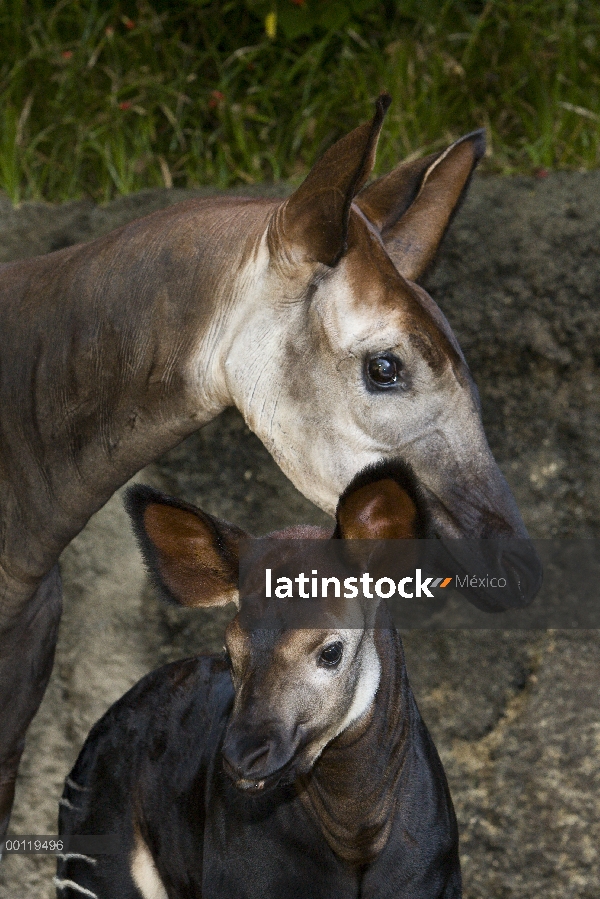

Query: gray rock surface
[0,173,599,897]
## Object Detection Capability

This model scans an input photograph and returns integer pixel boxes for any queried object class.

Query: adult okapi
[0,95,539,840]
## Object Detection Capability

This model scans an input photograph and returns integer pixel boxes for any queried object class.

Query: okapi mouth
[421,490,543,611]
[440,539,543,612]
[222,751,299,795]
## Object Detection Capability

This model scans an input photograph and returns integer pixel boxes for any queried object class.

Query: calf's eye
[319,641,343,668]
[366,353,402,388]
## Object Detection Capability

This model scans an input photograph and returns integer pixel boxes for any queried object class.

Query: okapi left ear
[334,460,430,540]
[281,93,391,267]
[356,129,485,281]
[125,485,247,609]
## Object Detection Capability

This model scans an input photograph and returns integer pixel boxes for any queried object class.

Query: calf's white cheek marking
[340,640,381,732]
[304,638,382,766]
[131,832,169,899]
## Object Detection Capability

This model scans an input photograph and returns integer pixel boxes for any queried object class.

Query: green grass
[1,0,599,204]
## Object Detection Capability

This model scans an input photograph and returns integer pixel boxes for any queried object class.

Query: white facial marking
[131,831,169,899]
[338,633,381,731]
[307,630,381,765]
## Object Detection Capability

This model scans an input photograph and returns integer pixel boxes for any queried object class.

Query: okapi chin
[56,463,462,899]
[0,94,539,839]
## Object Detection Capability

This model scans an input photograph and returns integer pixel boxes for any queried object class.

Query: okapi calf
[0,94,539,838]
[56,462,461,899]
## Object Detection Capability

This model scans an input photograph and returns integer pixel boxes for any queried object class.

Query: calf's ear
[280,93,391,267]
[334,460,430,540]
[356,129,485,281]
[125,485,246,608]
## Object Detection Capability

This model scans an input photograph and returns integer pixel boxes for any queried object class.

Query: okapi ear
[125,485,247,609]
[281,93,391,267]
[334,460,430,540]
[356,129,485,281]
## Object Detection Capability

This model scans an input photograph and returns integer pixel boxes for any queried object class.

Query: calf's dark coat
[57,463,461,898]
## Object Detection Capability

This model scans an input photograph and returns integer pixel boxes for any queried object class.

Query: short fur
[57,464,461,898]
[333,458,431,540]
[124,486,244,607]
[1,96,537,839]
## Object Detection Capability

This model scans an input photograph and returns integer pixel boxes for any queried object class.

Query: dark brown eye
[319,641,343,668]
[367,354,401,388]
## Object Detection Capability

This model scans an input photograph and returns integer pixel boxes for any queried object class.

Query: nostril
[501,544,543,606]
[243,744,271,773]
[222,740,274,780]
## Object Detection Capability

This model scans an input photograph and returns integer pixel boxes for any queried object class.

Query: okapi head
[126,463,427,795]
[224,96,530,573]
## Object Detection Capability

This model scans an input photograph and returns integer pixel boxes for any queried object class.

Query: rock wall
[1,174,599,898]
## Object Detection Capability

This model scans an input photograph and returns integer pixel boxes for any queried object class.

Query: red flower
[290,0,306,5]
[124,18,135,30]
[208,90,225,109]
[119,101,132,111]
[61,50,73,60]
[535,168,549,179]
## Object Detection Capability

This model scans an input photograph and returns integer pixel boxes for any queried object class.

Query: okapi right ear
[125,486,247,608]
[280,94,391,267]
[356,129,485,281]
[334,460,431,540]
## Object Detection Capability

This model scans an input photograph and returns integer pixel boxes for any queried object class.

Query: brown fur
[0,99,531,841]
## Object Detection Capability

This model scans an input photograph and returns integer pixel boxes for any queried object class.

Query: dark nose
[495,541,543,608]
[222,732,278,781]
[441,538,543,612]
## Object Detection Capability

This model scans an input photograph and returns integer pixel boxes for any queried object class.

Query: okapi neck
[299,625,410,866]
[0,198,274,589]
